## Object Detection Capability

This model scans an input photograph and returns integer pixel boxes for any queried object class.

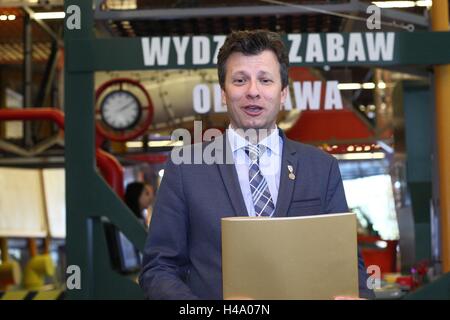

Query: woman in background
[124,182,154,228]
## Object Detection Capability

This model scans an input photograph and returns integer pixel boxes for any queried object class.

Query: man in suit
[139,30,375,300]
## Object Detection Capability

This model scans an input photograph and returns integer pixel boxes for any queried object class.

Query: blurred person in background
[125,182,154,228]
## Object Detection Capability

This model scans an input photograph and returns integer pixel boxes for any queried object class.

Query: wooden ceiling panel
[0,41,51,64]
[0,7,60,64]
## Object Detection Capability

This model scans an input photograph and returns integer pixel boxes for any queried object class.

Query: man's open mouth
[242,105,263,116]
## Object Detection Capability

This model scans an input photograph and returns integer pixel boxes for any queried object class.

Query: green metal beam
[64,0,146,299]
[403,83,433,263]
[403,272,450,299]
[67,32,450,72]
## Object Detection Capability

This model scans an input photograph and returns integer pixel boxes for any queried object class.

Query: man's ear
[280,86,288,109]
[221,88,227,106]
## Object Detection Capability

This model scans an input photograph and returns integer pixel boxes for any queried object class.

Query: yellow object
[0,237,22,290]
[0,260,22,290]
[383,273,402,284]
[431,0,450,273]
[33,289,63,300]
[23,254,55,290]
[0,290,29,300]
[222,213,358,299]
[0,289,64,300]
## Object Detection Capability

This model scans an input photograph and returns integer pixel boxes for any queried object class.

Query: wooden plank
[0,168,47,237]
[41,168,66,239]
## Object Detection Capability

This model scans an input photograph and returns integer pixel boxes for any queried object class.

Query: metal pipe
[96,149,125,198]
[0,108,65,129]
[23,10,33,148]
[431,0,450,273]
[0,108,124,196]
[94,3,358,21]
[22,6,63,47]
[27,239,38,258]
[35,40,59,108]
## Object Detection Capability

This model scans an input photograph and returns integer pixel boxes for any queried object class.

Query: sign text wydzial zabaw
[141,32,395,67]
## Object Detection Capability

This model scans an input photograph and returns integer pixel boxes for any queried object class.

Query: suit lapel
[273,132,297,218]
[216,134,249,217]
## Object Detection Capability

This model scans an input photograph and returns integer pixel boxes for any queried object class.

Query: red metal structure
[0,108,124,197]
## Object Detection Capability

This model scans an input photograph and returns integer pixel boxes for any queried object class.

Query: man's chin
[239,121,271,131]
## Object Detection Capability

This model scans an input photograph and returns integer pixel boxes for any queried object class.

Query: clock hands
[118,100,136,112]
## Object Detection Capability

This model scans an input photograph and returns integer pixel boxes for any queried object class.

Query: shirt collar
[227,125,281,156]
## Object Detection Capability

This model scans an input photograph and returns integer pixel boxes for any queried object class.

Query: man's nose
[246,80,260,99]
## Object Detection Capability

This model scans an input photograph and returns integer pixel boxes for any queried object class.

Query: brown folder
[222,212,358,299]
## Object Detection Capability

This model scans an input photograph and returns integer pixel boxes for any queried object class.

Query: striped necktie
[244,144,275,217]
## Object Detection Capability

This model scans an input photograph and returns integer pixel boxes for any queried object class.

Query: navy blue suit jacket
[139,131,375,299]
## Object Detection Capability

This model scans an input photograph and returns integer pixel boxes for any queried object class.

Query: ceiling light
[373,1,432,8]
[7,15,16,21]
[339,82,387,90]
[334,152,386,160]
[362,82,376,89]
[338,83,362,90]
[148,140,183,147]
[372,1,416,8]
[378,82,387,89]
[415,0,432,7]
[33,12,66,20]
[106,0,137,10]
[125,141,143,148]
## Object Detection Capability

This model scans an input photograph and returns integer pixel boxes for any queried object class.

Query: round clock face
[100,90,142,130]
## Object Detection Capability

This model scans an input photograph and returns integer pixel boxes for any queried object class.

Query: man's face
[221,50,287,131]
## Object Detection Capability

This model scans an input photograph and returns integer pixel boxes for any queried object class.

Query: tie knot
[244,144,265,161]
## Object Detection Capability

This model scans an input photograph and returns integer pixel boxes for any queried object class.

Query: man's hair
[217,29,289,90]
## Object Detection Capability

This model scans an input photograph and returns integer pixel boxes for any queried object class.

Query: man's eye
[261,79,273,84]
[233,79,245,85]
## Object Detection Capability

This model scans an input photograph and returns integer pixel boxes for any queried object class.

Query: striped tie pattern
[244,144,275,217]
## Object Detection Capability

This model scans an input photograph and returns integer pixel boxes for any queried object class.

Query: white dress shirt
[227,126,283,217]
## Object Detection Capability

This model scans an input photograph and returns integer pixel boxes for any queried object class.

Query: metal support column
[64,0,147,299]
[431,1,450,273]
[23,10,32,147]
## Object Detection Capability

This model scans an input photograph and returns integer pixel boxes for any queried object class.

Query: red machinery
[0,108,124,197]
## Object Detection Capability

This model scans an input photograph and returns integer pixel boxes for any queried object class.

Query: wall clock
[95,78,153,142]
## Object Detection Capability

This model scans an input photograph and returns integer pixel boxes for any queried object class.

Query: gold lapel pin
[287,165,295,180]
